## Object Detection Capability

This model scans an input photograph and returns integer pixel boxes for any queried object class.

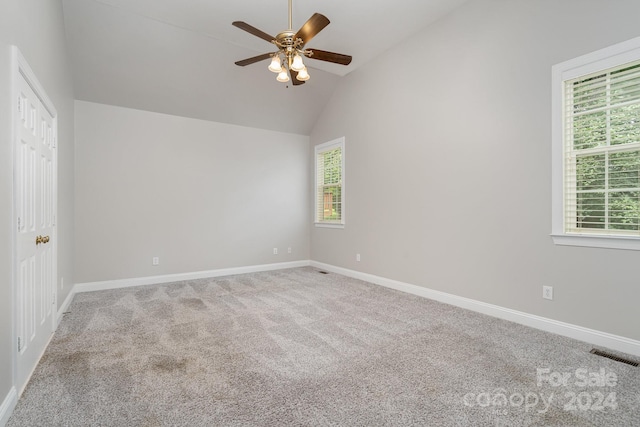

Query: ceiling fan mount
[274,31,302,50]
[232,0,352,85]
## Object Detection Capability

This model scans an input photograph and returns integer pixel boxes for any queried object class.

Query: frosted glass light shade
[296,67,310,81]
[291,53,305,71]
[276,70,290,82]
[268,55,282,73]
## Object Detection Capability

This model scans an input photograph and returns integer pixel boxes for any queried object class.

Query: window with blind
[315,137,344,227]
[552,37,640,250]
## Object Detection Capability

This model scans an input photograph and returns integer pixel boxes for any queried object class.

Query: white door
[15,71,57,393]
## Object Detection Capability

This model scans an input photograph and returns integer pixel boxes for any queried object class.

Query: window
[315,137,344,227]
[552,37,640,250]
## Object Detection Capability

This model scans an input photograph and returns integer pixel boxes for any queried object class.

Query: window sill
[551,234,640,251]
[315,223,345,229]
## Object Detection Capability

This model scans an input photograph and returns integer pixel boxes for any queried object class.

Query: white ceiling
[62,0,470,134]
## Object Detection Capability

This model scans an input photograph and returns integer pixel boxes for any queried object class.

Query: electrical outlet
[152,257,159,266]
[288,247,292,254]
[273,248,278,255]
[356,253,361,262]
[543,286,553,300]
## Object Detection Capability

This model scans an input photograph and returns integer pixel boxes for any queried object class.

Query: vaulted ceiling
[62,0,470,134]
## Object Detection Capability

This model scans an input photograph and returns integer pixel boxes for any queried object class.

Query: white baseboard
[56,286,76,326]
[0,387,17,427]
[74,260,311,294]
[310,261,640,357]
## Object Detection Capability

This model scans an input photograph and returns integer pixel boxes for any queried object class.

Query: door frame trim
[11,46,59,396]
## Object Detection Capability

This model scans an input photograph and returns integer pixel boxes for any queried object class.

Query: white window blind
[564,60,640,236]
[315,138,344,226]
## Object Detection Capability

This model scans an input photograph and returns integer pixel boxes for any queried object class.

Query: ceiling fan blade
[294,13,330,46]
[232,21,275,44]
[290,69,305,86]
[235,53,274,67]
[306,49,352,66]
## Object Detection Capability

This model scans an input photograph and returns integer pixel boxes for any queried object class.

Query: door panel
[39,102,55,323]
[15,72,56,392]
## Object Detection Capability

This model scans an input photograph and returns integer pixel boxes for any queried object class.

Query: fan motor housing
[275,31,303,50]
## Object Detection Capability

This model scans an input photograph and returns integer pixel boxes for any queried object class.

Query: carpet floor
[7,267,640,426]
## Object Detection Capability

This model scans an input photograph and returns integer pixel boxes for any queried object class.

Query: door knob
[43,235,50,244]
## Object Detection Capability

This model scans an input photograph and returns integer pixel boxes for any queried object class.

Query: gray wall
[310,0,640,341]
[0,0,75,403]
[75,101,310,283]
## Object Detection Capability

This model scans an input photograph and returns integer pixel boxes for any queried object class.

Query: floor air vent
[590,349,639,367]
[318,271,329,274]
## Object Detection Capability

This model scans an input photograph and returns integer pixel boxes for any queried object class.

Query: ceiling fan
[232,0,352,85]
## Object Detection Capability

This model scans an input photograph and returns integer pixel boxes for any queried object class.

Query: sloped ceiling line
[62,0,471,134]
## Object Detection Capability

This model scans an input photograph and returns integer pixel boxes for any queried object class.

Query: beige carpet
[7,267,640,426]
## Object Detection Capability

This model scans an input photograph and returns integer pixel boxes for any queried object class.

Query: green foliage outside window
[322,148,342,221]
[572,62,640,232]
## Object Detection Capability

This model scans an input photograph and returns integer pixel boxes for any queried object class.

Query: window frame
[552,37,640,250]
[314,137,345,228]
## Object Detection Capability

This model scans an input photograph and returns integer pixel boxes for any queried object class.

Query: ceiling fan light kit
[233,0,352,86]
[296,67,310,81]
[276,69,290,82]
[268,55,283,73]
[291,53,305,72]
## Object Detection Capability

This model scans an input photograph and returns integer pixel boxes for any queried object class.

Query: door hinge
[17,216,21,231]
[17,337,21,352]
[17,96,22,113]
